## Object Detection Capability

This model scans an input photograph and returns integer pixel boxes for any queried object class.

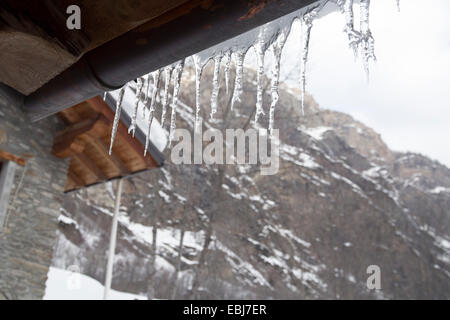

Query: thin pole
[103,178,123,300]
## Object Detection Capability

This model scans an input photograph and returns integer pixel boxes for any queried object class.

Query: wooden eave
[52,95,163,192]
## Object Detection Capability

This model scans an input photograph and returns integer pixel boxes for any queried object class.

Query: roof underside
[53,96,164,192]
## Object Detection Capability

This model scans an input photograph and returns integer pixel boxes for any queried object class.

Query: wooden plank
[54,116,99,142]
[65,176,76,192]
[0,150,26,166]
[59,107,83,124]
[72,153,107,181]
[52,115,106,158]
[68,156,95,187]
[53,137,86,159]
[67,170,84,187]
[82,134,131,176]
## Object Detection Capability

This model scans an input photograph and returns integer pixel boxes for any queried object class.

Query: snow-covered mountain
[51,66,450,299]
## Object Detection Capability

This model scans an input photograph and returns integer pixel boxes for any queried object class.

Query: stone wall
[0,88,69,300]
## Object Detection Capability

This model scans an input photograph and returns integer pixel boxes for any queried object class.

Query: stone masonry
[0,89,69,300]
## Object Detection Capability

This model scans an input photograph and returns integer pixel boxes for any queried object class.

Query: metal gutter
[23,0,317,122]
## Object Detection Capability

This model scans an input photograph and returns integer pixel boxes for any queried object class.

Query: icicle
[231,50,245,110]
[269,28,289,136]
[128,77,144,137]
[192,55,204,131]
[109,84,127,155]
[396,0,400,12]
[143,75,151,105]
[336,0,376,79]
[223,51,232,94]
[145,70,161,156]
[338,0,359,59]
[210,54,222,119]
[143,74,152,117]
[269,59,280,136]
[161,66,174,127]
[299,10,316,115]
[169,60,185,145]
[254,30,266,124]
[144,113,154,155]
[359,0,376,81]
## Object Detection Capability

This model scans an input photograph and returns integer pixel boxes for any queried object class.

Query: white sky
[277,0,450,167]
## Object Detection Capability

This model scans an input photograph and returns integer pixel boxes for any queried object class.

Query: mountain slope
[51,66,450,299]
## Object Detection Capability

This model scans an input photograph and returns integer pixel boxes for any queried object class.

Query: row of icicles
[107,0,399,156]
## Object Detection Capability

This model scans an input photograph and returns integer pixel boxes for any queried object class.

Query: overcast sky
[277,0,450,167]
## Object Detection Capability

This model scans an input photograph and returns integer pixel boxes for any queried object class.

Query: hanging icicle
[109,84,127,155]
[299,10,316,115]
[169,60,185,145]
[161,65,174,128]
[192,55,204,131]
[145,70,161,156]
[269,26,290,136]
[143,74,152,117]
[106,0,398,153]
[254,29,266,124]
[223,51,232,94]
[231,50,245,110]
[129,77,144,137]
[359,0,376,80]
[338,0,359,59]
[210,54,223,120]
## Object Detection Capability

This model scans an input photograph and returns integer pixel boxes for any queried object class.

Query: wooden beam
[72,153,107,181]
[52,115,106,158]
[58,106,83,124]
[0,149,26,166]
[53,137,86,159]
[67,170,84,188]
[54,116,99,141]
[82,133,131,176]
[65,176,76,192]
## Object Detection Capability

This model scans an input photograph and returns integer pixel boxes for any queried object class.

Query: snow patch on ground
[44,267,146,300]
[279,143,321,169]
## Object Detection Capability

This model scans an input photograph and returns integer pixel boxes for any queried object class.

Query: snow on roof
[108,82,168,153]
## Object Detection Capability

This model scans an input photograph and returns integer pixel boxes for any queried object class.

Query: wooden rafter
[68,170,84,187]
[82,133,131,176]
[58,106,83,124]
[54,94,162,192]
[0,150,26,166]
[52,116,100,158]
[72,153,107,181]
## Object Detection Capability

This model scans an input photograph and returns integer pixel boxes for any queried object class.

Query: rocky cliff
[51,66,450,299]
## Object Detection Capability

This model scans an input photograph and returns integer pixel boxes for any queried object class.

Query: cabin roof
[53,95,164,192]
